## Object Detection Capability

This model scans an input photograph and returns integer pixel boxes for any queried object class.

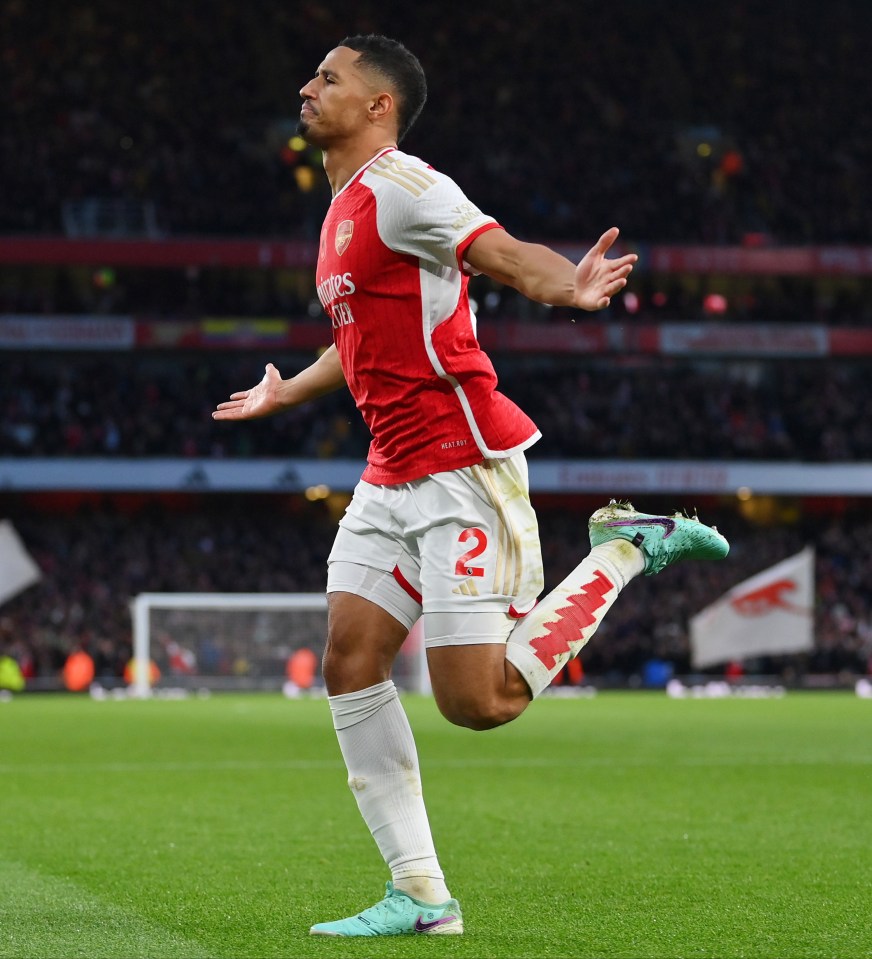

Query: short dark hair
[339,34,427,143]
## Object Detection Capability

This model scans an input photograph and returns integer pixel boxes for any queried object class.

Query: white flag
[690,546,814,669]
[0,520,42,606]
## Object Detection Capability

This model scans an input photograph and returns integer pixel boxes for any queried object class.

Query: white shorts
[327,452,544,647]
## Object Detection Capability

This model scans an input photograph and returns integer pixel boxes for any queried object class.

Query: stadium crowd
[1,0,869,244]
[1,498,869,687]
[2,1,870,692]
[2,352,872,462]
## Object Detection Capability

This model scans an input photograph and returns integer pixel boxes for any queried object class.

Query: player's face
[298,46,377,147]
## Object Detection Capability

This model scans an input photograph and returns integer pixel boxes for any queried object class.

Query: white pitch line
[1,754,871,775]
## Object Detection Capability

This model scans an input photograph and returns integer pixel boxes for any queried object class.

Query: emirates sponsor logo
[315,272,356,308]
[335,219,354,256]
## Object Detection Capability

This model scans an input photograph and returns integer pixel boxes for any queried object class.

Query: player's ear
[369,91,394,124]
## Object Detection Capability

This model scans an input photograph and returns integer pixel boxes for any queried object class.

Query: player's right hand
[212,362,286,420]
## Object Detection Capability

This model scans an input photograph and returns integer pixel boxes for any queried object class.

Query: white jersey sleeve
[360,150,500,271]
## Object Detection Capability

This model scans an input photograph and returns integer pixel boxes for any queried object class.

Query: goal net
[130,593,428,697]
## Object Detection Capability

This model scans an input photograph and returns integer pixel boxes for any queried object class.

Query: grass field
[1,691,871,959]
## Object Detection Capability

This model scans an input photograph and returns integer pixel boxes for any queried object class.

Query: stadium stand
[1,1,870,688]
[1,1,868,243]
[2,353,872,462]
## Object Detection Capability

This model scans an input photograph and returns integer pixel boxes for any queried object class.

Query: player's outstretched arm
[465,226,637,311]
[212,345,347,421]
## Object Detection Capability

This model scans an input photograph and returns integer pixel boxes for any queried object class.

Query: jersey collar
[332,146,397,201]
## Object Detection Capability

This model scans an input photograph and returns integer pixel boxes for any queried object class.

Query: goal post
[130,592,429,698]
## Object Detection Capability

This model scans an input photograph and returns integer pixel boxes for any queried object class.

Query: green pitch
[2,691,870,959]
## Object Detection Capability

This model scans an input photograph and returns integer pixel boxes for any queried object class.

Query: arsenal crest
[335,219,354,256]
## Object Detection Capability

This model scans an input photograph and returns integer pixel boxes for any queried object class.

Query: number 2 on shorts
[455,527,488,577]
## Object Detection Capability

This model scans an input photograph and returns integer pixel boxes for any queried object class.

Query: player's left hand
[574,227,638,311]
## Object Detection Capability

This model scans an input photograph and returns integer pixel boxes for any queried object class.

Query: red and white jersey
[316,147,540,485]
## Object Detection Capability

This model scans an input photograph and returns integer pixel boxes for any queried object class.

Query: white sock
[505,540,644,697]
[328,680,451,904]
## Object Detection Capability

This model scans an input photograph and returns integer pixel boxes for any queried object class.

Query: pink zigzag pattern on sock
[530,569,614,669]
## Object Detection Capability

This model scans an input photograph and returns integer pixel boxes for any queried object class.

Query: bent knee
[436,694,522,731]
